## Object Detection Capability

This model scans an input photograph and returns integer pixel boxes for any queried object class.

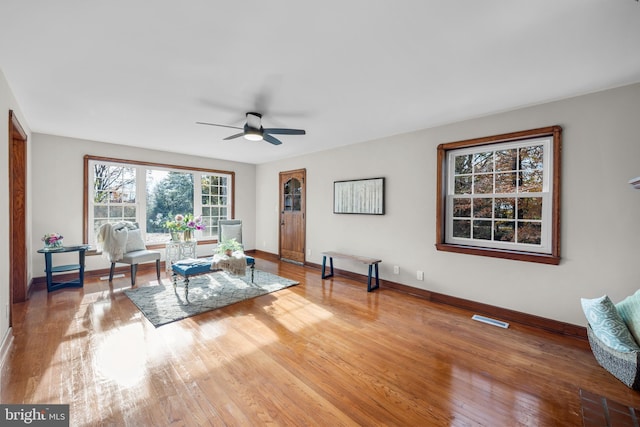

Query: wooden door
[279,169,306,264]
[9,111,28,310]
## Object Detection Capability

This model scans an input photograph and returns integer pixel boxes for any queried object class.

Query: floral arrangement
[164,213,206,232]
[42,233,63,247]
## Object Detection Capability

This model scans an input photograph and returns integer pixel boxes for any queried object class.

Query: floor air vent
[472,314,509,329]
[100,274,125,281]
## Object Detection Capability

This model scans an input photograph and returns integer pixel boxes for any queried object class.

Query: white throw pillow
[125,229,147,252]
[222,224,242,243]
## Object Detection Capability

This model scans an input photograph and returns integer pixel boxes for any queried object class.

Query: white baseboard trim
[0,327,14,373]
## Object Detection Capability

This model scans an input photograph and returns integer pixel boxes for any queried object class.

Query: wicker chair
[587,323,640,389]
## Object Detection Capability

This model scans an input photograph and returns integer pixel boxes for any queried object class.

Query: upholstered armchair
[98,222,161,286]
[218,219,243,247]
[215,219,255,278]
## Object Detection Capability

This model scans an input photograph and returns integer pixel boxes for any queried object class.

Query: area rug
[124,269,299,327]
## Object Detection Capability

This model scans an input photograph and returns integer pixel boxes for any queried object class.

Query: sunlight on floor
[266,291,334,333]
[95,324,148,387]
[52,280,335,410]
[451,364,542,424]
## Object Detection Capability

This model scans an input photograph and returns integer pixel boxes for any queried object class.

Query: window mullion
[137,166,146,235]
[193,171,203,216]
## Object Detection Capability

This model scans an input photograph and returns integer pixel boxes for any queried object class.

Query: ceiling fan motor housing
[244,112,264,140]
[246,112,262,128]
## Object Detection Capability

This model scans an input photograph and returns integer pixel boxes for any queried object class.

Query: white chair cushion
[121,250,160,264]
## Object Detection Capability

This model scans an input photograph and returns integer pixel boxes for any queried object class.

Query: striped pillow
[616,290,640,345]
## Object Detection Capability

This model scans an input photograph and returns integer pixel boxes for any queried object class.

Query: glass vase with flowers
[42,233,64,249]
[165,214,206,241]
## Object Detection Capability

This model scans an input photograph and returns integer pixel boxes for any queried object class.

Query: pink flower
[42,232,63,243]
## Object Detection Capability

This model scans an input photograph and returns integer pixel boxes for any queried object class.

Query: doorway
[9,111,28,316]
[279,169,306,264]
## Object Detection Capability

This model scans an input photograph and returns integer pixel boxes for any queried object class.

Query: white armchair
[218,219,243,246]
[98,222,161,286]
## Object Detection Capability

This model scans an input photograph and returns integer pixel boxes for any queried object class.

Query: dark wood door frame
[9,110,28,314]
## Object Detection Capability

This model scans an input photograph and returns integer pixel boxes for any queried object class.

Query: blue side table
[37,245,91,292]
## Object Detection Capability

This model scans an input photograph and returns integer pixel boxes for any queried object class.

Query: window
[436,126,561,264]
[84,156,234,248]
[284,178,302,211]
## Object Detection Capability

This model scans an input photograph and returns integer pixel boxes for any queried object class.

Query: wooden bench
[321,251,381,292]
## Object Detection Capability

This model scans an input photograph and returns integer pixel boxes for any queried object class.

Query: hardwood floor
[3,256,640,426]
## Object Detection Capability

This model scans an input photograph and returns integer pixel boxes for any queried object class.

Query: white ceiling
[1,1,639,164]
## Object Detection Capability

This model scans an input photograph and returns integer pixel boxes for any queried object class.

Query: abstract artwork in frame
[334,177,385,215]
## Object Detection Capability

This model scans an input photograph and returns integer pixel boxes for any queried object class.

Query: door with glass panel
[279,169,306,264]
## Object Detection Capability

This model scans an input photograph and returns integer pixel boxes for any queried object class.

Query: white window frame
[445,137,552,253]
[436,126,561,265]
[84,156,234,248]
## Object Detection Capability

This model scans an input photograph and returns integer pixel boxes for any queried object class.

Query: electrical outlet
[307,249,312,256]
[393,265,400,274]
[417,271,424,281]
[5,303,8,321]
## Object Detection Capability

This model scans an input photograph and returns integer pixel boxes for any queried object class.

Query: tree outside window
[436,126,561,265]
[84,156,234,248]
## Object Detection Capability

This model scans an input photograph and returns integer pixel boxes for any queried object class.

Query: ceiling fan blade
[263,134,283,145]
[223,132,245,140]
[196,121,243,130]
[263,128,306,135]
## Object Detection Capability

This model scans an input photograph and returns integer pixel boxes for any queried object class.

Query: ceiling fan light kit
[197,112,306,146]
[244,129,263,141]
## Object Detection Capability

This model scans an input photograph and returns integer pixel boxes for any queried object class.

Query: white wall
[0,69,31,346]
[256,83,640,326]
[30,134,256,276]
[9,73,640,331]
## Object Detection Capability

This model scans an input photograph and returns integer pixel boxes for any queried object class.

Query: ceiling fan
[196,112,306,145]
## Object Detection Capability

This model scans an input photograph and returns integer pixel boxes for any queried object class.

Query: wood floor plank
[3,256,640,426]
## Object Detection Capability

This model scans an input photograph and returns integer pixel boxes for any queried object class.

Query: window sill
[435,243,560,265]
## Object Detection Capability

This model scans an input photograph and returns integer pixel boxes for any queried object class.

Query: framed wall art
[333,177,385,215]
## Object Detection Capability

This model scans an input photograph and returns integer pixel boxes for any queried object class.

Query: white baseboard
[0,327,14,374]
